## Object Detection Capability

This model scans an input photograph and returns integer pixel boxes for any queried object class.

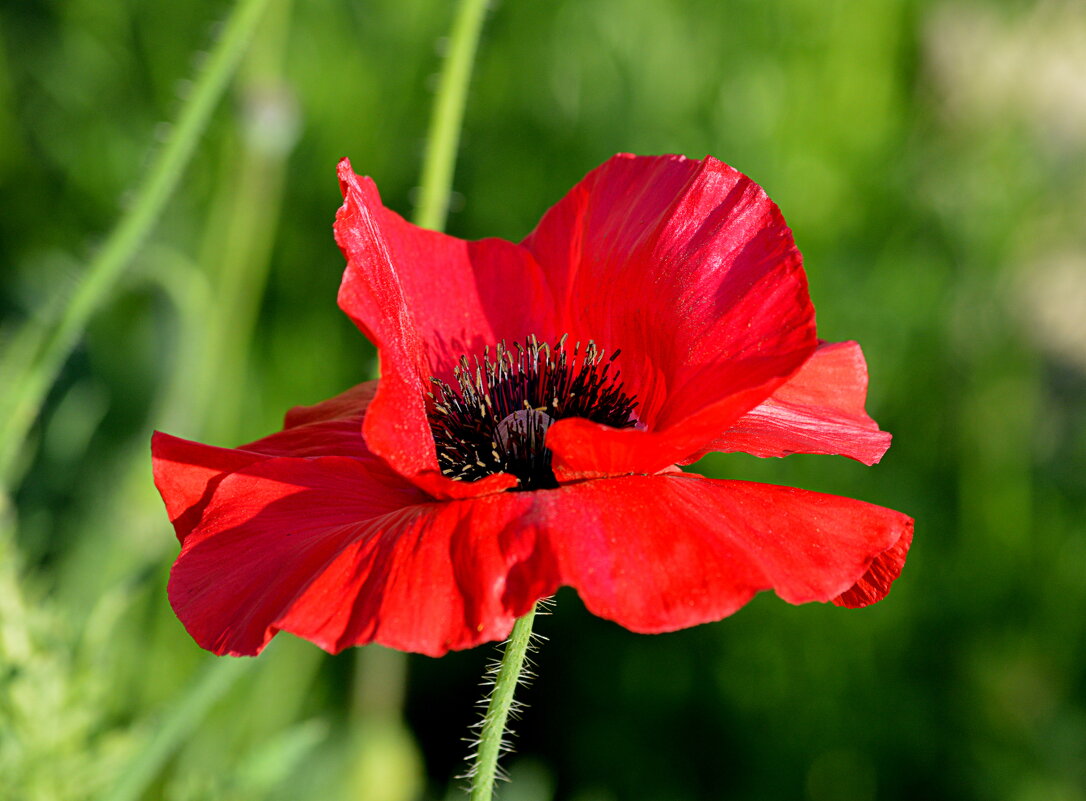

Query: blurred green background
[2,0,1085,799]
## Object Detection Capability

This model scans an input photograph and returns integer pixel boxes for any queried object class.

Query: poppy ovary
[426,334,639,491]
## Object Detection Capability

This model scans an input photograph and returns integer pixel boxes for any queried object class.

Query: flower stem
[0,0,274,486]
[470,604,539,801]
[413,0,491,231]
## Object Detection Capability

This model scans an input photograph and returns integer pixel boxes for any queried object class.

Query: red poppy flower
[152,154,912,658]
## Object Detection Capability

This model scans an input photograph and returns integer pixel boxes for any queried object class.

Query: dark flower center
[426,335,639,490]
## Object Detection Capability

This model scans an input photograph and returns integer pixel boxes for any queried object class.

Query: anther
[426,334,639,490]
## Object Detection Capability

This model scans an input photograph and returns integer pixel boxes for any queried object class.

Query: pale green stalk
[407,3,541,797]
[0,0,274,485]
[351,0,497,793]
[413,0,491,230]
[470,606,538,801]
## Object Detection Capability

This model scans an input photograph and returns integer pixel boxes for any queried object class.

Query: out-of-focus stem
[192,0,297,442]
[352,0,494,780]
[413,0,491,231]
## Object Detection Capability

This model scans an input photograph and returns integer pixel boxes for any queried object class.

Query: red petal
[163,455,911,656]
[832,519,913,607]
[282,381,376,428]
[152,432,263,534]
[168,455,548,657]
[536,473,912,632]
[152,382,377,536]
[334,160,556,483]
[712,341,893,465]
[277,378,514,499]
[523,154,818,476]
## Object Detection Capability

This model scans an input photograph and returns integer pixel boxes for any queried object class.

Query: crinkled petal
[523,154,818,476]
[161,451,910,656]
[168,455,548,657]
[334,160,556,484]
[713,341,893,465]
[535,473,912,632]
[832,521,913,607]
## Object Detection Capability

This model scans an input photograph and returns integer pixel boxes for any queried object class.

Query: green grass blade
[0,0,275,486]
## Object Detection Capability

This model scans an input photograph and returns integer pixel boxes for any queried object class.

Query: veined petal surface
[523,154,819,476]
[714,340,893,465]
[168,455,541,657]
[535,473,912,633]
[164,465,910,657]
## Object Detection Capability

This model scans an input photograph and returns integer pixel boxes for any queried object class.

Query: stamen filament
[426,335,639,490]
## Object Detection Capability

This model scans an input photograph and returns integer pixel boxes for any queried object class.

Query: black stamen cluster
[427,334,639,490]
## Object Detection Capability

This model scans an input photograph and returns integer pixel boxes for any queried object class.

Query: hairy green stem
[413,0,491,231]
[470,605,538,801]
[0,0,274,485]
